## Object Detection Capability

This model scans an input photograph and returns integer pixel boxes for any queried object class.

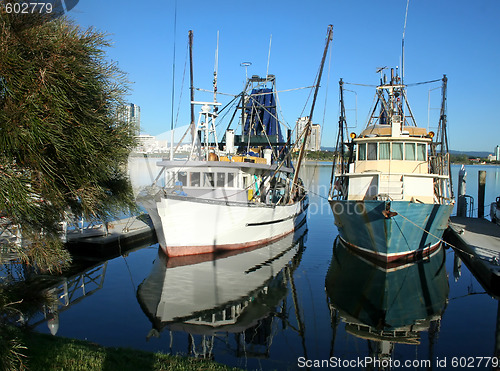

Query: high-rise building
[310,124,321,151]
[118,103,141,135]
[495,145,500,161]
[296,117,321,151]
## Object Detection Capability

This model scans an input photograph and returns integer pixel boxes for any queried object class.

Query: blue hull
[329,200,453,263]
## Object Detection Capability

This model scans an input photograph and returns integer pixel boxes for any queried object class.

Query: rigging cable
[174,40,189,129]
[321,36,333,131]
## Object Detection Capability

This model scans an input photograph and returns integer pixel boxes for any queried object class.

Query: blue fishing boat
[328,69,454,265]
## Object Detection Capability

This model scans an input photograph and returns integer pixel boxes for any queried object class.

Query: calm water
[28,162,500,370]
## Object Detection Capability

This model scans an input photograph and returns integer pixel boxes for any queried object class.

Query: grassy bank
[21,331,240,371]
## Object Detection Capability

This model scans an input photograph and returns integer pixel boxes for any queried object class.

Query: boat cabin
[345,125,438,203]
[158,160,292,204]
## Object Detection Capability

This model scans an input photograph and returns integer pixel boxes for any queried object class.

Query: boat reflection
[3,259,109,335]
[326,238,449,364]
[137,222,308,358]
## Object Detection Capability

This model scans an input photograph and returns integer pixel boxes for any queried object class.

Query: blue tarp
[243,88,284,143]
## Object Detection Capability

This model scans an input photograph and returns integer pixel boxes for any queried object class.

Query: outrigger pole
[290,24,334,197]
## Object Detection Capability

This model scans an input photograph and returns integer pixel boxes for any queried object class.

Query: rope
[394,210,475,259]
[274,81,291,130]
[195,88,237,97]
[405,79,442,87]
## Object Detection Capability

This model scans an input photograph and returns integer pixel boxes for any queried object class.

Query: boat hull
[329,200,453,265]
[151,194,308,257]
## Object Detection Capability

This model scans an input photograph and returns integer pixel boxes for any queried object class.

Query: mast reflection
[326,238,449,367]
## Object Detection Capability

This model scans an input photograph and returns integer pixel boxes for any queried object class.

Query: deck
[444,216,500,297]
[65,214,157,259]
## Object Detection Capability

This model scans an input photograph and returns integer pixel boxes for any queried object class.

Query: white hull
[153,195,308,257]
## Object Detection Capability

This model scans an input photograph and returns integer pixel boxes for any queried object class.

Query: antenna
[266,34,272,79]
[401,0,410,84]
[240,61,251,82]
[213,31,219,106]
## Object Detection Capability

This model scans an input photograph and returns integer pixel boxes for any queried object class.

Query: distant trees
[449,153,470,164]
[0,9,136,273]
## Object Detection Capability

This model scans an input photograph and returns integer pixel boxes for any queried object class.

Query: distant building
[134,134,169,153]
[310,124,321,151]
[495,145,500,161]
[118,103,141,135]
[296,117,321,151]
[488,154,497,162]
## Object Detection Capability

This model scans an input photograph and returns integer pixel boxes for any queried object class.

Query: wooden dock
[65,214,157,259]
[444,216,500,297]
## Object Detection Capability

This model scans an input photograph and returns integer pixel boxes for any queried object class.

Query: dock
[65,214,157,259]
[444,216,500,297]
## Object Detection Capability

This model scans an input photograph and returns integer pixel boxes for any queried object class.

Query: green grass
[22,332,241,371]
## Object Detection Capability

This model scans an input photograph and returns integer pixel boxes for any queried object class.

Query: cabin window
[216,173,225,187]
[358,143,366,161]
[367,143,377,160]
[417,143,426,161]
[165,171,175,187]
[405,143,416,161]
[227,173,235,187]
[204,172,215,187]
[190,172,200,187]
[379,143,390,160]
[178,171,187,186]
[392,143,403,160]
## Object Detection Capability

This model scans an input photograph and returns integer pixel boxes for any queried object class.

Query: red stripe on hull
[338,237,442,269]
[162,228,296,257]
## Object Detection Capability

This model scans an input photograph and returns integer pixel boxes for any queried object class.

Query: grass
[21,331,241,371]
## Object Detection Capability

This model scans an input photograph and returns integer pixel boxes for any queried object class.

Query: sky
[67,0,500,152]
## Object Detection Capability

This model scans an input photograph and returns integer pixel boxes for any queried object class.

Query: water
[27,162,500,370]
[450,164,500,217]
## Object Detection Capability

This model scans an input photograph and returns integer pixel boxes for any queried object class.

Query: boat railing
[457,194,475,218]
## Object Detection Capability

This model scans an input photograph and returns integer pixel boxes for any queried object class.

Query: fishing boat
[140,26,333,257]
[328,69,454,265]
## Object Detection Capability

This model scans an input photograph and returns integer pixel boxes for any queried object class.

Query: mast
[338,78,346,175]
[328,78,347,198]
[291,24,333,197]
[438,74,448,155]
[189,30,195,142]
[401,0,410,85]
[169,0,178,161]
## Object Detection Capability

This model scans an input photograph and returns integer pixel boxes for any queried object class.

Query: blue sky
[69,0,500,152]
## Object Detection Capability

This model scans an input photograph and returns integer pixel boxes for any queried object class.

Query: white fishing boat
[140,27,333,257]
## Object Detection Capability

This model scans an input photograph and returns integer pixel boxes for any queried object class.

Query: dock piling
[457,165,467,217]
[478,170,486,219]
